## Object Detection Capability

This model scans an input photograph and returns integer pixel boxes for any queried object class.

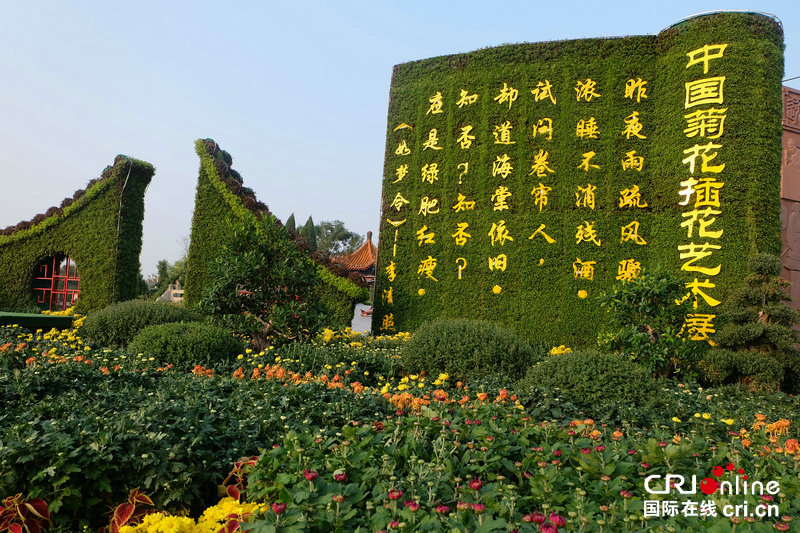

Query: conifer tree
[285,213,296,233]
[300,215,317,251]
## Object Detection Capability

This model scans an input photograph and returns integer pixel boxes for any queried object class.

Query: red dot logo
[700,477,719,495]
[738,468,744,474]
[726,462,735,471]
[712,466,724,477]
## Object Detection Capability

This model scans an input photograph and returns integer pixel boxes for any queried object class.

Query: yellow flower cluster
[118,498,259,532]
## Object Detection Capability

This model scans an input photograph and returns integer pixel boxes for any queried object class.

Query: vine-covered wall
[184,140,366,328]
[373,12,784,345]
[0,156,155,313]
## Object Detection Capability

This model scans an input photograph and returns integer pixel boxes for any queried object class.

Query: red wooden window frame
[32,256,80,311]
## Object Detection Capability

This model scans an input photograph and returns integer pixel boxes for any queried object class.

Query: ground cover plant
[0,314,797,532]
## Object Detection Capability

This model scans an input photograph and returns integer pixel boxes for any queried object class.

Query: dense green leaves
[128,322,245,367]
[82,300,202,348]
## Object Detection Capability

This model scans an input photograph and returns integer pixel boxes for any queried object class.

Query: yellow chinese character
[620,221,647,245]
[529,149,554,177]
[575,183,597,210]
[393,164,409,183]
[619,185,648,208]
[456,89,479,108]
[417,256,438,281]
[421,163,440,184]
[381,313,396,331]
[488,220,514,246]
[621,111,646,139]
[456,257,467,279]
[575,79,601,102]
[621,150,644,171]
[678,178,698,206]
[457,125,476,149]
[416,226,435,246]
[393,123,413,132]
[685,77,726,108]
[385,261,397,282]
[423,129,443,150]
[686,44,727,73]
[679,242,721,276]
[492,186,512,211]
[452,193,476,213]
[382,287,394,305]
[577,151,600,172]
[427,91,443,115]
[452,222,472,246]
[531,80,557,104]
[624,78,648,102]
[395,140,411,156]
[457,163,469,185]
[576,117,600,139]
[386,218,407,227]
[533,118,553,141]
[529,223,555,243]
[493,120,515,144]
[681,313,717,344]
[492,154,514,179]
[576,221,601,246]
[694,178,724,208]
[488,254,508,272]
[531,183,552,212]
[494,82,519,109]
[390,192,410,212]
[683,107,727,139]
[682,143,725,174]
[418,196,440,216]
[681,207,723,238]
[572,258,596,280]
[683,278,721,308]
[616,259,642,282]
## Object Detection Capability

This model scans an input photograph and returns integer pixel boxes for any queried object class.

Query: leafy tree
[703,253,800,392]
[315,220,363,255]
[199,215,325,349]
[299,215,317,252]
[598,266,705,379]
[285,213,296,233]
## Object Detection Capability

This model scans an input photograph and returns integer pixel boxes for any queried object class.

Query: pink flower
[553,450,562,457]
[620,490,633,499]
[531,511,546,524]
[548,512,566,527]
[388,489,402,501]
[457,501,471,511]
[641,462,651,469]
[435,504,450,514]
[389,520,399,528]
[595,445,605,452]
[332,494,344,503]
[405,500,419,512]
[304,469,318,481]
[581,448,591,454]
[469,478,483,490]
[333,471,347,482]
[472,503,486,514]
[272,502,287,514]
[540,524,558,533]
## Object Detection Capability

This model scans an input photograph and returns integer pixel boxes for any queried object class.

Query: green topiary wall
[373,12,784,346]
[0,155,154,313]
[184,139,367,328]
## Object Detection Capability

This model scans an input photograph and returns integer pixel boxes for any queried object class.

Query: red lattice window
[32,255,80,311]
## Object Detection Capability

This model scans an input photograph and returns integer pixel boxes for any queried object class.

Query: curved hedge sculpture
[373,12,784,345]
[184,139,366,328]
[0,155,154,313]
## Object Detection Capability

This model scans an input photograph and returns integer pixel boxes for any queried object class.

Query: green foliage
[401,318,545,379]
[315,265,369,329]
[520,351,672,425]
[315,220,363,255]
[199,216,326,348]
[285,213,296,233]
[373,12,784,346]
[128,322,244,366]
[598,266,704,378]
[0,156,154,313]
[299,215,317,252]
[82,300,201,348]
[703,253,800,392]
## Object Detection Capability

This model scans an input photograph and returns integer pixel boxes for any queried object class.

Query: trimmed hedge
[127,322,244,367]
[373,12,784,346]
[184,140,365,328]
[82,300,202,348]
[0,156,154,313]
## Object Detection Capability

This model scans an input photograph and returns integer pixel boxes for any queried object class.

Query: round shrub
[520,351,672,425]
[82,300,202,348]
[127,322,244,366]
[401,318,544,379]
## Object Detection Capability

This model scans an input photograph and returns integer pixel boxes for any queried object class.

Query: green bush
[699,349,785,391]
[401,318,544,379]
[127,322,244,366]
[520,351,672,425]
[82,300,202,348]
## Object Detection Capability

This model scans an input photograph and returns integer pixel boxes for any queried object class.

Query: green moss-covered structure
[184,139,366,328]
[0,156,154,313]
[373,12,784,345]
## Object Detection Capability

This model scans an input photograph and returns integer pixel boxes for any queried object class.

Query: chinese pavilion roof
[335,231,377,271]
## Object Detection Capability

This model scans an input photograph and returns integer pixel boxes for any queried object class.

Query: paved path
[350,303,372,334]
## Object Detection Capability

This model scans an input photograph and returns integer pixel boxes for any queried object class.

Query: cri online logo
[645,462,781,496]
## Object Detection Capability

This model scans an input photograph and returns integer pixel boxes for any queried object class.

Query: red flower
[435,504,450,514]
[469,478,482,490]
[332,494,344,503]
[457,501,471,511]
[304,469,318,481]
[472,503,486,514]
[548,512,566,527]
[333,470,347,482]
[272,502,286,514]
[388,489,402,501]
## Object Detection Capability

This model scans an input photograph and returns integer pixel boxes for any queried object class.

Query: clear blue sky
[1,1,797,277]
